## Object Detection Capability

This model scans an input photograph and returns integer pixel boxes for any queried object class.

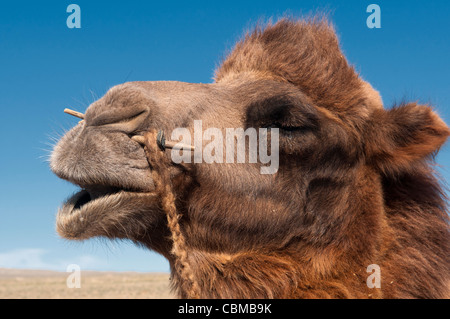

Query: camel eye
[246,96,319,134]
[263,121,305,130]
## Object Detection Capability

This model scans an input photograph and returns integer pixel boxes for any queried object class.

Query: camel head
[50,19,450,298]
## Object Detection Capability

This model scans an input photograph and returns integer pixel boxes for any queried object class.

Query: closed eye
[245,94,320,134]
[262,123,315,133]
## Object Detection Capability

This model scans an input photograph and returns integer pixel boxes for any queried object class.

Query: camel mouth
[71,186,121,210]
[56,186,150,240]
[65,186,127,212]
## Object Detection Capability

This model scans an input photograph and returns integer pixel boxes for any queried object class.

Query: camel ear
[366,103,450,175]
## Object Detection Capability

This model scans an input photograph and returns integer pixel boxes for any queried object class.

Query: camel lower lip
[56,187,157,240]
[56,189,132,240]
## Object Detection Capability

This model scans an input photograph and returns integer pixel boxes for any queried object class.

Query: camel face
[50,77,332,243]
[50,19,450,298]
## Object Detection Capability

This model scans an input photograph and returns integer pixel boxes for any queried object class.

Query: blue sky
[0,0,449,272]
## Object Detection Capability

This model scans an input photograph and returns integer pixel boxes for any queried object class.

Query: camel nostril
[87,109,149,133]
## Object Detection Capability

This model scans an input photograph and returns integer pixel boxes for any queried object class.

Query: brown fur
[51,18,450,298]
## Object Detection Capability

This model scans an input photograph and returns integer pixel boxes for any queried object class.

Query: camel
[50,18,450,298]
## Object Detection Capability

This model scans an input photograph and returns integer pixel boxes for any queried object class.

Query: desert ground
[0,268,174,299]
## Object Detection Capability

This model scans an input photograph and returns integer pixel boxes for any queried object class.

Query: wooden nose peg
[64,108,85,120]
[131,130,195,151]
